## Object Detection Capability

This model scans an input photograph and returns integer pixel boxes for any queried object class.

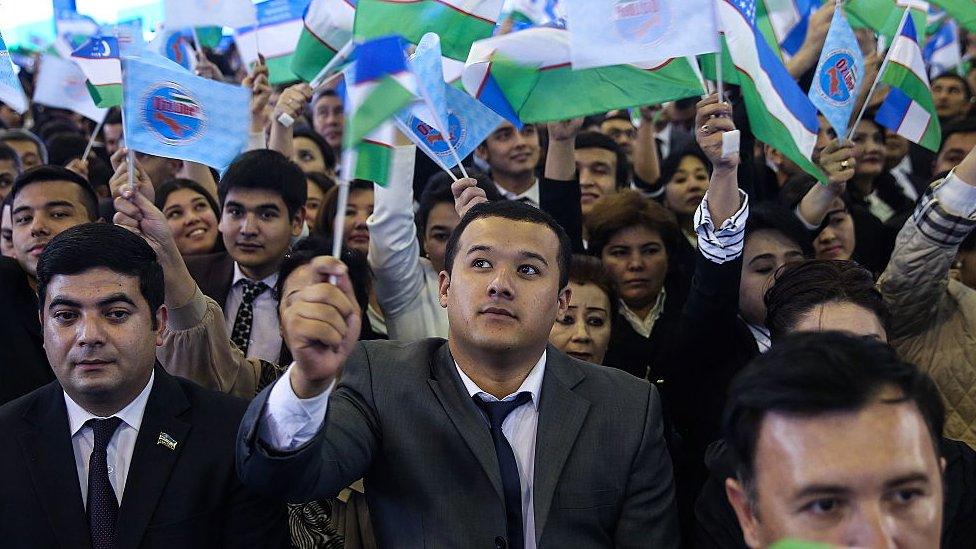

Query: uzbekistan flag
[354,0,505,61]
[755,0,817,60]
[845,0,930,42]
[875,15,942,152]
[71,36,122,108]
[291,0,355,82]
[929,0,976,32]
[342,36,419,186]
[708,0,825,181]
[236,0,309,84]
[462,27,705,126]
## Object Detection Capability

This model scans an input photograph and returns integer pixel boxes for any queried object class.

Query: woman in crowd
[292,127,336,176]
[548,254,617,365]
[155,178,223,257]
[304,172,335,234]
[846,117,916,226]
[660,145,712,246]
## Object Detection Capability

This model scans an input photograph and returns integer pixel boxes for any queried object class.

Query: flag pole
[277,40,355,129]
[393,118,459,181]
[845,6,911,142]
[419,93,469,178]
[81,113,106,162]
[190,26,202,53]
[329,148,356,284]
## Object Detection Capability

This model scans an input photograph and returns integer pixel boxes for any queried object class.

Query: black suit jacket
[0,257,54,406]
[0,366,289,548]
[238,339,680,548]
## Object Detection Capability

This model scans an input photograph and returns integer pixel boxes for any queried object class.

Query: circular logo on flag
[817,50,859,106]
[140,83,206,145]
[411,112,464,159]
[613,0,671,45]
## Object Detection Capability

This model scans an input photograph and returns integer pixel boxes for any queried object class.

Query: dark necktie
[473,392,532,549]
[86,416,123,549]
[231,280,268,355]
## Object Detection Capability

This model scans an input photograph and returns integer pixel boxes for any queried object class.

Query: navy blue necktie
[473,392,532,549]
[86,416,123,549]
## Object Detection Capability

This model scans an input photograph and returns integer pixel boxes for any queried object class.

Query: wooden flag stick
[81,114,106,162]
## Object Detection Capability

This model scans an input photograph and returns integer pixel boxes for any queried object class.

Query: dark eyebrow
[97,293,136,308]
[12,200,76,216]
[48,296,82,310]
[748,253,775,266]
[518,250,549,267]
[466,244,493,255]
[428,224,452,232]
[883,473,932,490]
[256,203,282,212]
[793,484,852,502]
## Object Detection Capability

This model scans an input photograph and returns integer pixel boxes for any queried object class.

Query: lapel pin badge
[157,432,177,451]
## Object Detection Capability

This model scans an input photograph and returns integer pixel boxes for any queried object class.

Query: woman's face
[814,199,856,261]
[423,201,460,273]
[549,281,613,365]
[851,119,885,179]
[600,226,669,312]
[739,229,806,326]
[343,188,374,255]
[162,188,219,256]
[305,179,325,232]
[293,136,328,175]
[664,155,709,217]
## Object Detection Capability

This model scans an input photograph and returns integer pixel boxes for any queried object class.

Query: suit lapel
[533,348,589,544]
[18,383,92,548]
[426,342,504,500]
[114,367,191,548]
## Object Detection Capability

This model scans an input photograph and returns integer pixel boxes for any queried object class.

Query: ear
[438,270,450,309]
[154,305,169,346]
[556,285,572,318]
[291,205,307,237]
[725,477,763,549]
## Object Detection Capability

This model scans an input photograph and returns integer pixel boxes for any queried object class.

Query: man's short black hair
[0,142,21,172]
[36,223,165,329]
[11,165,99,222]
[275,236,372,321]
[218,150,307,219]
[416,170,503,255]
[765,259,891,340]
[932,71,973,100]
[104,108,122,126]
[745,203,815,258]
[575,131,630,188]
[724,332,945,491]
[444,200,573,289]
[941,118,976,151]
[293,127,337,171]
[46,132,89,166]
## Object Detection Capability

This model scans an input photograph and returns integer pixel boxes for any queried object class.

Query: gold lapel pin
[157,432,177,451]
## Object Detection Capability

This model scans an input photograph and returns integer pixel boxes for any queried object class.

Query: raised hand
[112,170,176,259]
[451,177,487,218]
[818,139,856,190]
[194,50,222,80]
[65,158,89,181]
[108,149,155,201]
[280,256,362,398]
[274,83,313,127]
[695,93,739,173]
[547,118,584,142]
[244,57,272,133]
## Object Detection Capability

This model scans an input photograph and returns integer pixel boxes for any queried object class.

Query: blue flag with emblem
[122,51,250,169]
[807,6,864,139]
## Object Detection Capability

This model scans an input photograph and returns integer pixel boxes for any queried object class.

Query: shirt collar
[618,289,667,339]
[455,350,546,410]
[65,370,155,437]
[493,178,540,207]
[233,262,279,288]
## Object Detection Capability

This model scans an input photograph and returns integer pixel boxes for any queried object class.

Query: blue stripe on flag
[876,87,913,131]
[901,14,918,41]
[353,36,409,84]
[753,19,820,135]
[477,73,523,129]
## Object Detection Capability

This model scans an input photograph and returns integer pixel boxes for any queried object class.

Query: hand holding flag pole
[278,40,354,128]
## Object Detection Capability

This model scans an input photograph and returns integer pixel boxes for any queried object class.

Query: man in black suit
[0,222,288,548]
[1,165,100,405]
[238,200,679,547]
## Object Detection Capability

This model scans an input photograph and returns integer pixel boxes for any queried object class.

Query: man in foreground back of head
[238,199,679,547]
[722,331,945,548]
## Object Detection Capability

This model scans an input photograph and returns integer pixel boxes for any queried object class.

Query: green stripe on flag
[845,0,928,41]
[195,26,223,49]
[354,0,496,60]
[755,2,785,62]
[929,0,976,32]
[353,139,394,186]
[258,54,299,85]
[345,77,416,147]
[291,27,340,83]
[880,62,937,111]
[85,81,122,108]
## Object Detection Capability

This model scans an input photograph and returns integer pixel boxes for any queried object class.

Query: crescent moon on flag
[100,39,112,56]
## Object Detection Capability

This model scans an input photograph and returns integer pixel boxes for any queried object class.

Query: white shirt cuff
[934,170,976,218]
[694,189,749,264]
[793,203,821,231]
[258,364,335,451]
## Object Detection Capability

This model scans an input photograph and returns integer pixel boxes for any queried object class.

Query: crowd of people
[2,8,976,548]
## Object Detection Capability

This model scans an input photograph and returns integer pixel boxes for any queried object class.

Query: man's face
[4,138,41,169]
[0,158,17,201]
[935,132,976,175]
[727,392,943,548]
[313,95,344,151]
[440,216,570,356]
[12,181,92,277]
[884,130,910,169]
[0,104,23,129]
[219,188,303,280]
[931,77,971,121]
[576,147,618,217]
[42,267,164,411]
[102,123,123,156]
[477,122,540,181]
[1,203,12,258]
[600,118,636,161]
[423,201,460,273]
[739,230,805,326]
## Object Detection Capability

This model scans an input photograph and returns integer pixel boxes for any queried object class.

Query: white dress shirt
[65,371,154,508]
[223,262,282,363]
[494,178,541,208]
[259,353,547,547]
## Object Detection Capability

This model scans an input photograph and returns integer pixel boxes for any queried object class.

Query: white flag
[32,55,107,122]
[564,0,720,69]
[163,0,258,31]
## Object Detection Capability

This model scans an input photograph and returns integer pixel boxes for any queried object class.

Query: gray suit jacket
[237,338,679,548]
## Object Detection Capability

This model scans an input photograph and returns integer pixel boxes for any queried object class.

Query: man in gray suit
[237,199,679,548]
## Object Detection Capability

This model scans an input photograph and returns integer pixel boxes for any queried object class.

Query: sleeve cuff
[934,170,976,218]
[165,286,209,331]
[258,364,335,451]
[694,189,749,264]
[912,173,976,248]
[793,203,821,231]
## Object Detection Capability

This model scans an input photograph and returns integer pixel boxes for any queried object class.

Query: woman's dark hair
[36,223,165,329]
[306,172,336,198]
[724,331,945,493]
[656,144,712,188]
[415,170,503,254]
[155,178,221,219]
[574,131,630,188]
[764,259,891,341]
[218,149,307,219]
[745,203,815,258]
[585,188,682,265]
[293,127,337,173]
[315,180,374,238]
[568,254,618,320]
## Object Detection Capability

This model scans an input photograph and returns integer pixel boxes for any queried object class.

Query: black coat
[0,257,53,406]
[0,366,289,548]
